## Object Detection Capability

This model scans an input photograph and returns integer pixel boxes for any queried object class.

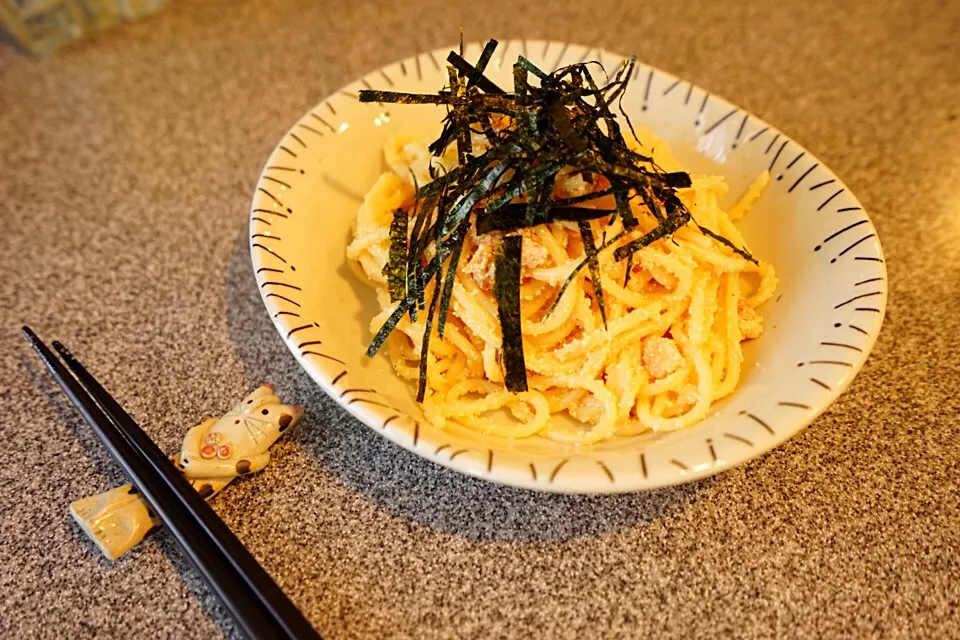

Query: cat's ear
[235,386,303,432]
[258,402,303,429]
[275,405,305,432]
[253,402,304,434]
[244,396,303,434]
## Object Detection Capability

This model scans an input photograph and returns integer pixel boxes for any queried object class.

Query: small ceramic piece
[69,385,303,560]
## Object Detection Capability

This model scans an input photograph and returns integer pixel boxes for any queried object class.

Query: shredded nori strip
[542,228,630,319]
[696,224,758,264]
[484,162,565,214]
[358,91,448,104]
[384,207,408,302]
[416,268,443,402]
[578,220,607,325]
[549,186,627,206]
[493,235,528,392]
[365,232,461,358]
[404,195,430,321]
[663,172,692,188]
[614,210,691,261]
[612,179,638,229]
[358,39,750,398]
[517,56,553,84]
[524,171,557,226]
[447,42,504,94]
[476,204,616,234]
[441,163,509,237]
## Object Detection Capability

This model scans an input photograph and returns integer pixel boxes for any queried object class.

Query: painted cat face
[230,384,304,447]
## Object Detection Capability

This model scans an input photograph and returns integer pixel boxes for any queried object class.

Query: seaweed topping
[383,207,408,302]
[358,39,755,397]
[493,235,527,393]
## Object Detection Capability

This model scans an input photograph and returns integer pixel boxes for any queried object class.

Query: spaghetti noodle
[347,131,778,444]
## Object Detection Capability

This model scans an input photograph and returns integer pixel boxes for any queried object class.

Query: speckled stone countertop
[1,1,958,638]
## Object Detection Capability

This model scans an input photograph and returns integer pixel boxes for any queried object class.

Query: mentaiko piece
[70,384,303,560]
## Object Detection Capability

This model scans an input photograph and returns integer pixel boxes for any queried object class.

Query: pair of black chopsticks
[23,327,322,640]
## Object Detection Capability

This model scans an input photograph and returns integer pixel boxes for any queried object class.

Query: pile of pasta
[347,131,778,444]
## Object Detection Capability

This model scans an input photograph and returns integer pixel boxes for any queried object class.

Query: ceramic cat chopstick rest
[70,385,303,560]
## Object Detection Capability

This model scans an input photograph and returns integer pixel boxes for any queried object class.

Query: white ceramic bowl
[249,41,886,493]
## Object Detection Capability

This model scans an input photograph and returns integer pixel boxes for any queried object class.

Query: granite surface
[1,0,959,638]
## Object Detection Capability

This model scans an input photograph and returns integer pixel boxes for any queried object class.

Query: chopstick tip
[52,341,83,369]
[21,325,41,345]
